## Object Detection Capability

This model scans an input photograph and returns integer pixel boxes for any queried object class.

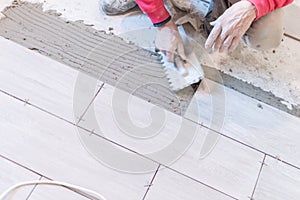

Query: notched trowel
[159,26,204,92]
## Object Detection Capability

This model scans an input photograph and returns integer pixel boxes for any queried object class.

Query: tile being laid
[0,36,100,123]
[144,167,235,200]
[0,157,40,200]
[253,156,300,200]
[185,78,300,168]
[79,84,264,200]
[0,91,156,200]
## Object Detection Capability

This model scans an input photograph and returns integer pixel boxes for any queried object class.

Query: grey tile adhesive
[0,1,198,116]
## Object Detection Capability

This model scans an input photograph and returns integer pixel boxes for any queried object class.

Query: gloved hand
[155,20,187,62]
[205,0,257,53]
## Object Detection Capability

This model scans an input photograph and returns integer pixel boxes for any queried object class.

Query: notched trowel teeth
[174,56,188,77]
[158,26,204,92]
[159,52,204,92]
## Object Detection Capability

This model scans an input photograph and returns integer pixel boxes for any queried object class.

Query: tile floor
[1,33,300,200]
[1,1,300,200]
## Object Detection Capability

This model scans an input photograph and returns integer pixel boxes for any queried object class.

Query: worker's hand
[155,20,187,62]
[205,0,257,53]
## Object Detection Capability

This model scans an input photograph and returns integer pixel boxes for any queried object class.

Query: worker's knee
[243,30,283,50]
[243,8,284,50]
[101,0,121,15]
[101,0,137,15]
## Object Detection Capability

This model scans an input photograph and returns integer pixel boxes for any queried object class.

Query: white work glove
[205,0,257,53]
[155,20,187,62]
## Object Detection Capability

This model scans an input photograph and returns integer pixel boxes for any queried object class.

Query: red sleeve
[135,0,170,24]
[247,0,293,19]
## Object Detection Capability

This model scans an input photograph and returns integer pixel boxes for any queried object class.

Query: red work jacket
[135,0,293,24]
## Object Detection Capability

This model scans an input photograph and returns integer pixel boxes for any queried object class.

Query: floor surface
[0,1,300,200]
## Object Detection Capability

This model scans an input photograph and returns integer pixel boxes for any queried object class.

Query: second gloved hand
[205,0,257,53]
[155,20,187,63]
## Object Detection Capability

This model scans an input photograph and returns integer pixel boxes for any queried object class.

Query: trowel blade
[161,52,204,91]
[160,26,204,92]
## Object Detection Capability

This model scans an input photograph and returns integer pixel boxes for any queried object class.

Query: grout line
[0,88,175,170]
[0,153,51,179]
[0,156,98,199]
[196,121,266,155]
[284,33,300,42]
[265,154,300,171]
[25,176,43,200]
[142,165,161,200]
[74,123,239,199]
[0,156,98,200]
[1,80,298,171]
[186,116,300,171]
[76,83,105,125]
[0,156,97,200]
[0,88,76,126]
[185,116,269,156]
[75,124,238,199]
[1,89,300,199]
[250,154,267,200]
[163,166,239,200]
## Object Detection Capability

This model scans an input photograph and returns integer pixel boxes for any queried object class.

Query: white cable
[0,180,107,200]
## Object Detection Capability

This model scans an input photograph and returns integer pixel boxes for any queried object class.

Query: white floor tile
[28,177,90,200]
[0,157,40,200]
[145,168,234,200]
[0,92,155,200]
[0,36,99,123]
[185,78,300,168]
[79,84,264,199]
[169,127,263,200]
[253,156,300,200]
